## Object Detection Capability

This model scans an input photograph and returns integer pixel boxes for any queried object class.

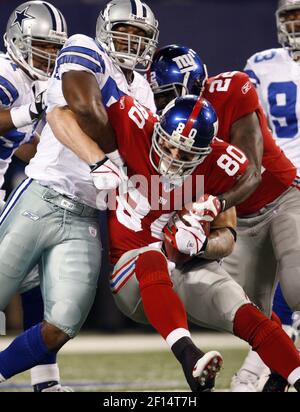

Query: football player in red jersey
[47,94,300,392]
[149,44,300,392]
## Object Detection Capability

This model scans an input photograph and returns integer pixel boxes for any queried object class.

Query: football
[164,204,211,265]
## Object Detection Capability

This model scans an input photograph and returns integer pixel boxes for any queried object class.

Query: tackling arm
[220,112,263,210]
[47,106,124,192]
[0,110,16,135]
[14,135,39,163]
[47,106,105,165]
[62,71,117,154]
[0,80,47,135]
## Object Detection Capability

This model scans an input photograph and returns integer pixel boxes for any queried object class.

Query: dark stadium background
[0,0,278,332]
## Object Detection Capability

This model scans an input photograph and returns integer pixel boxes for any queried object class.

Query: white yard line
[0,332,248,353]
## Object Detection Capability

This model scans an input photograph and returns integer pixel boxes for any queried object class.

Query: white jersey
[0,53,36,192]
[26,34,156,209]
[245,48,300,174]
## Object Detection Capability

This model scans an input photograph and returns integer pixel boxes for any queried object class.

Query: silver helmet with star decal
[4,1,68,80]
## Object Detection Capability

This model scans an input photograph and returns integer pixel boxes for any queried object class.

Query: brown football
[164,205,210,264]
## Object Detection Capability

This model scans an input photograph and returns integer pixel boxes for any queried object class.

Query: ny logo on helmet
[172,50,198,74]
[12,7,34,31]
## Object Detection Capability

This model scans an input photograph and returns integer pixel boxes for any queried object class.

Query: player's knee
[47,299,83,340]
[135,250,171,288]
[41,320,70,352]
[233,303,280,349]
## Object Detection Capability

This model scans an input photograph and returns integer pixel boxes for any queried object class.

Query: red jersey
[203,71,297,216]
[107,95,248,262]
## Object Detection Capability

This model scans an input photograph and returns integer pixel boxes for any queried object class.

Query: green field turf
[0,348,248,392]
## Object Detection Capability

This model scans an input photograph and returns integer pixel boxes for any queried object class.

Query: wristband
[10,104,32,128]
[226,227,237,242]
[217,195,226,212]
[89,156,108,171]
[195,236,208,257]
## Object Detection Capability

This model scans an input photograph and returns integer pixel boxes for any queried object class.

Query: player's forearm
[73,101,117,154]
[47,107,105,165]
[0,109,16,134]
[14,136,39,163]
[62,70,117,154]
[221,164,262,210]
[203,228,235,260]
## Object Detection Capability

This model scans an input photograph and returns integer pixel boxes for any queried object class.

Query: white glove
[164,215,208,256]
[188,194,223,224]
[90,158,128,191]
[10,80,48,128]
[29,80,48,120]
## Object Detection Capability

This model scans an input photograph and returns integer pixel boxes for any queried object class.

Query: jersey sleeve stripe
[0,75,19,104]
[59,46,105,71]
[56,53,105,74]
[0,87,12,106]
[101,76,126,107]
[244,69,260,87]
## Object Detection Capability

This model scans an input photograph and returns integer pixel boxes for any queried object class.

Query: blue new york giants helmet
[149,45,208,111]
[150,95,218,179]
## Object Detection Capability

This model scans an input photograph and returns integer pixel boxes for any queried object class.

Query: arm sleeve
[229,72,260,124]
[0,71,19,108]
[55,34,106,80]
[244,57,261,88]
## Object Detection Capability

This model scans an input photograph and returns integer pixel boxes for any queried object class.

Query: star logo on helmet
[12,7,35,31]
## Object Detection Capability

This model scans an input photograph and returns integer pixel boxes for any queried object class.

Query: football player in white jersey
[0,0,158,387]
[0,1,72,392]
[231,0,300,392]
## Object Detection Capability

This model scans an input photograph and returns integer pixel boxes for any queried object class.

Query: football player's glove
[90,157,128,191]
[29,80,48,121]
[188,194,223,224]
[10,80,47,128]
[164,214,208,257]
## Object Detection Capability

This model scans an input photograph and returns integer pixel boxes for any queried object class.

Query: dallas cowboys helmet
[4,1,68,80]
[149,45,208,112]
[276,0,300,60]
[96,0,159,71]
[150,95,218,180]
